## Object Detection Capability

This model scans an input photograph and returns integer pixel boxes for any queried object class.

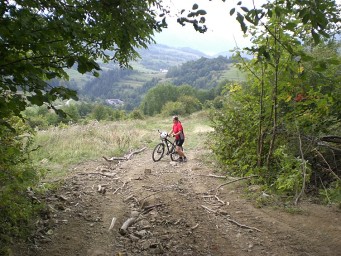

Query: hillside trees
[81,68,137,99]
[166,56,234,89]
[210,0,341,203]
[140,83,179,116]
[140,83,220,116]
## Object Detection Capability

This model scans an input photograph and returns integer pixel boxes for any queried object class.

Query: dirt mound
[14,149,341,256]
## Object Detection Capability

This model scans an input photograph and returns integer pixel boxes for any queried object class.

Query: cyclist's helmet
[160,131,168,139]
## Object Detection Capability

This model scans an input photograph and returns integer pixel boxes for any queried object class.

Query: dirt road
[15,148,341,256]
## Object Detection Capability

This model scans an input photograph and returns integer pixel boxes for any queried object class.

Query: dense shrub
[0,118,43,254]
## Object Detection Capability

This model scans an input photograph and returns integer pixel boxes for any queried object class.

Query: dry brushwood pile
[15,148,341,256]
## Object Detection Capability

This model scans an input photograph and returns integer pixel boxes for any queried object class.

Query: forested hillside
[166,56,236,89]
[75,54,238,109]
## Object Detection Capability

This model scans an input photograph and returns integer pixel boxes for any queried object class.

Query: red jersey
[173,121,185,140]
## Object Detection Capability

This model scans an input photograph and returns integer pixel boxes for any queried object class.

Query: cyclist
[169,116,187,162]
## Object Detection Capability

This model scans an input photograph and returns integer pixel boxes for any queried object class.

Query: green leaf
[45,72,58,80]
[230,8,235,16]
[244,15,254,24]
[274,6,281,17]
[302,13,310,24]
[284,22,296,31]
[93,71,100,77]
[192,4,199,10]
[241,7,249,13]
[268,9,273,18]
[199,17,205,23]
[66,57,76,68]
[263,51,271,60]
[196,10,207,16]
[298,8,308,18]
[27,94,44,106]
[312,30,320,44]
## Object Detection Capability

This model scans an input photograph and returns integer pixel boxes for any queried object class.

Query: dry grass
[31,112,213,179]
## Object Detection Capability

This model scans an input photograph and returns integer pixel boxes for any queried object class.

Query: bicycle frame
[160,136,176,155]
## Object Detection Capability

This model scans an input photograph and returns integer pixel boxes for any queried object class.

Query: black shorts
[175,139,184,147]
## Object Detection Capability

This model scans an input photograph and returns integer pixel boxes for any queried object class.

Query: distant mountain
[61,44,244,110]
[134,44,209,71]
[214,51,233,58]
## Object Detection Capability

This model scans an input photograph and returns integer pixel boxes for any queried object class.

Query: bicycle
[152,130,181,162]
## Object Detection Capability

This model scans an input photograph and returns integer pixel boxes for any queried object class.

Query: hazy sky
[153,0,264,56]
[154,0,341,56]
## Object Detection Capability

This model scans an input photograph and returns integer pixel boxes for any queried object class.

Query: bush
[129,109,145,120]
[0,118,43,254]
[178,95,202,114]
[161,101,186,116]
[209,83,259,175]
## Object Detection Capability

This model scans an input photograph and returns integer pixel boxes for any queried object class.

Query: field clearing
[219,63,246,82]
[31,111,212,180]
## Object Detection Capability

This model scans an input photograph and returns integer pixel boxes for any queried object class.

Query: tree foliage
[140,83,211,116]
[0,0,166,124]
[210,0,341,203]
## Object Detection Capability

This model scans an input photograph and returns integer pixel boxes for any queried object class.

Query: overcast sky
[153,0,265,56]
[153,0,341,56]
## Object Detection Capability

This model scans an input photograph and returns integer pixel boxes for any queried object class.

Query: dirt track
[15,148,341,256]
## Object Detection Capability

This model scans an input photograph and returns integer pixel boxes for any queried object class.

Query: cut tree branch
[215,175,258,193]
[225,217,261,232]
[196,174,227,179]
[103,147,147,162]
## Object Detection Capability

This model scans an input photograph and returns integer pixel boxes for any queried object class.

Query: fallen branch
[119,211,142,235]
[108,217,117,231]
[215,195,225,205]
[142,203,163,214]
[196,174,227,179]
[78,172,118,178]
[103,147,147,163]
[225,217,261,232]
[103,156,127,162]
[174,218,182,225]
[139,191,165,207]
[125,147,147,160]
[123,195,135,202]
[97,185,106,194]
[201,205,217,213]
[191,223,199,230]
[113,181,127,195]
[119,217,137,235]
[215,175,258,192]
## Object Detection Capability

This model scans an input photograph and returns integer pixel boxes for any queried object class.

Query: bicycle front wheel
[152,143,165,162]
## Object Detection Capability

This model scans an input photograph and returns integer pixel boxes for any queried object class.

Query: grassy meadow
[31,111,213,180]
[219,64,246,82]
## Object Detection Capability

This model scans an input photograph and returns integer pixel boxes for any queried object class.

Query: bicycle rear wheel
[170,145,180,161]
[152,143,165,162]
